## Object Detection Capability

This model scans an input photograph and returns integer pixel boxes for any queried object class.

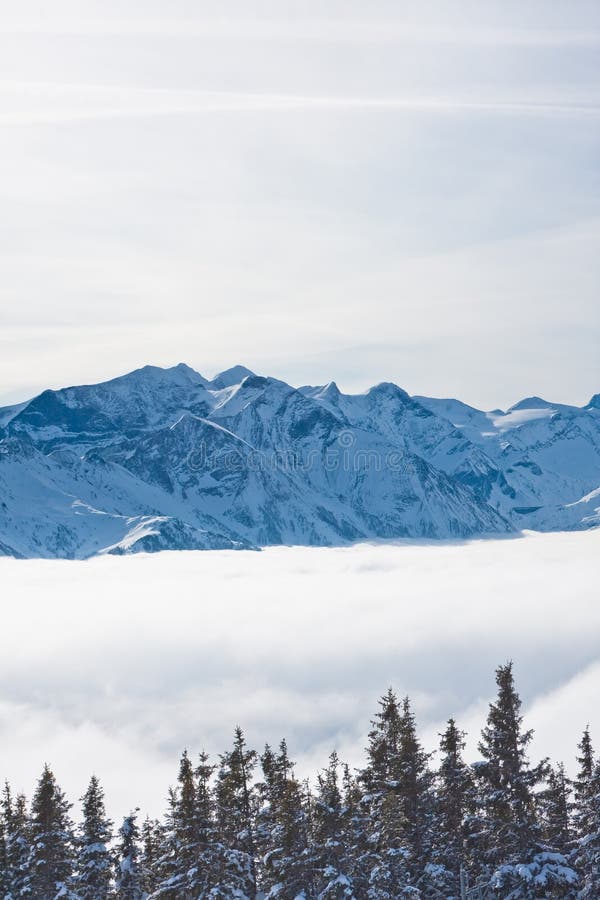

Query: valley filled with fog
[1,529,598,819]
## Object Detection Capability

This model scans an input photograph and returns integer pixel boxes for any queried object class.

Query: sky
[0,530,598,820]
[0,1,599,410]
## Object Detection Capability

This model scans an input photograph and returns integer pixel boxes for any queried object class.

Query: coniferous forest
[2,663,599,900]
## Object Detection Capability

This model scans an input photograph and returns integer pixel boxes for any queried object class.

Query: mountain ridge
[1,364,598,558]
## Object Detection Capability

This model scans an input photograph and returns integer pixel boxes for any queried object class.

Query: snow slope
[0,364,598,557]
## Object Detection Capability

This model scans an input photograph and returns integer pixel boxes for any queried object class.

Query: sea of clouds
[0,529,598,819]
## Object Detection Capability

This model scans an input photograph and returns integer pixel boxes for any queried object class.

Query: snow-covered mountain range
[1,364,599,558]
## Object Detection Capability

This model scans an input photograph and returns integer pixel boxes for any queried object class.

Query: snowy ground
[0,529,598,820]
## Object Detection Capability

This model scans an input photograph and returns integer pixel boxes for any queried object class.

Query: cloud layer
[0,530,598,819]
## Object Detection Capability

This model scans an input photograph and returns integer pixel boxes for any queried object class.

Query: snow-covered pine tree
[150,787,180,898]
[255,741,277,886]
[74,774,114,899]
[214,727,258,898]
[153,748,223,899]
[357,688,417,898]
[115,811,146,900]
[338,763,369,898]
[427,718,477,898]
[25,764,77,898]
[475,663,577,898]
[0,782,10,899]
[192,749,227,897]
[140,816,163,897]
[2,783,23,898]
[175,749,198,890]
[538,763,573,857]
[312,751,355,899]
[475,662,542,866]
[152,750,200,898]
[573,729,600,899]
[0,799,6,900]
[1,783,30,899]
[395,696,436,889]
[256,740,313,899]
[573,728,594,840]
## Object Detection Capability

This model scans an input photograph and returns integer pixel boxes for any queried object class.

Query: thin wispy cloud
[3,21,600,48]
[0,1,598,406]
[2,83,600,128]
[2,1,600,48]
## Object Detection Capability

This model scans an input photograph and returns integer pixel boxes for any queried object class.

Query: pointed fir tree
[577,763,600,900]
[338,763,368,897]
[216,728,257,857]
[193,749,226,897]
[255,740,277,884]
[153,748,223,899]
[475,663,544,865]
[573,728,594,839]
[0,800,6,900]
[115,811,145,900]
[475,663,577,898]
[256,739,314,899]
[74,774,114,899]
[312,751,355,899]
[175,749,198,886]
[214,727,258,898]
[1,782,31,900]
[538,763,573,857]
[25,764,77,898]
[0,783,12,899]
[573,729,600,900]
[152,750,201,898]
[140,816,163,897]
[428,718,477,897]
[151,786,181,898]
[357,688,417,898]
[396,696,435,881]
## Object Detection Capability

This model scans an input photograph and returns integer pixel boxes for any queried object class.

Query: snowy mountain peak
[240,374,268,390]
[314,381,341,403]
[211,365,255,389]
[1,364,598,558]
[366,382,410,401]
[118,362,208,386]
[170,362,208,383]
[508,396,555,412]
[586,394,600,410]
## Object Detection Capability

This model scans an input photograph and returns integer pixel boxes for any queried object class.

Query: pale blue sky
[1,1,599,409]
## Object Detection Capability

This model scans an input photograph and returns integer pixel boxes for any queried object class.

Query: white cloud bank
[0,529,598,820]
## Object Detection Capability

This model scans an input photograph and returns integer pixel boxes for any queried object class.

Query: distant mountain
[1,365,598,558]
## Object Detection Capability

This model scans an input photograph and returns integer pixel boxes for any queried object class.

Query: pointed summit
[366,382,410,401]
[586,394,600,410]
[508,396,553,412]
[169,363,208,384]
[211,366,255,389]
[102,363,207,387]
[316,381,341,403]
